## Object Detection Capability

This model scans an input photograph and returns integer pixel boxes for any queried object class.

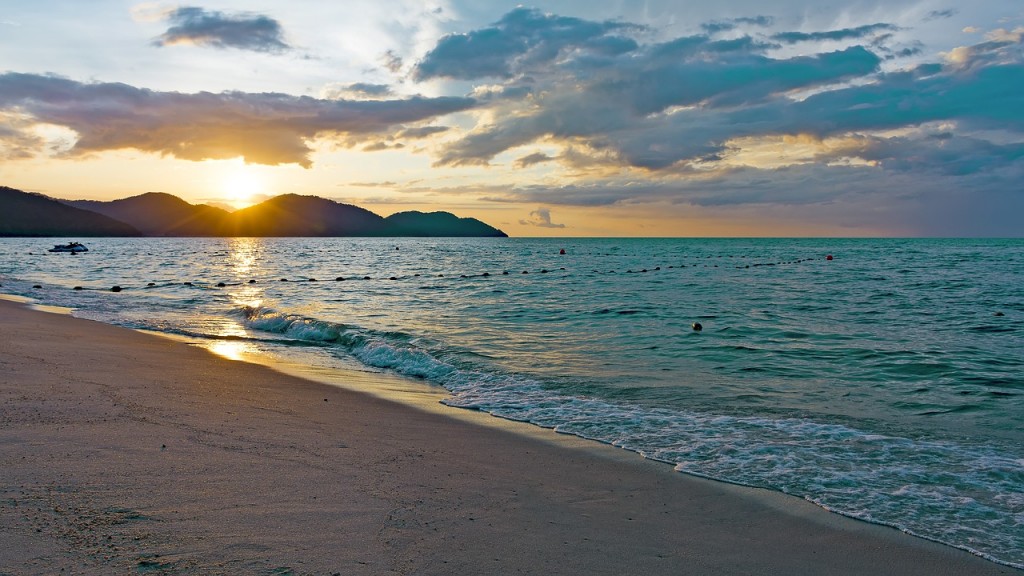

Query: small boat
[48,242,89,253]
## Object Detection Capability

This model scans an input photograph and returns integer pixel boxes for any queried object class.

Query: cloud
[790,52,1024,137]
[348,181,398,188]
[381,50,404,73]
[395,8,1024,235]
[154,6,290,53]
[701,16,774,35]
[0,111,43,160]
[925,9,958,21]
[0,73,476,167]
[362,141,405,151]
[322,82,394,100]
[519,207,566,228]
[736,16,775,27]
[413,7,642,80]
[412,8,1023,186]
[396,125,449,139]
[985,26,1024,43]
[514,152,554,168]
[432,37,883,168]
[771,23,899,44]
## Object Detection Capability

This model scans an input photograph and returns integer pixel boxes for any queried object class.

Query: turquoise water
[2,237,1022,568]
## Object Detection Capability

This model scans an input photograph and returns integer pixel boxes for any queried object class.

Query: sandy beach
[0,299,1014,575]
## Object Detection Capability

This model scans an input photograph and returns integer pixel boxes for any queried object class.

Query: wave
[238,304,1024,569]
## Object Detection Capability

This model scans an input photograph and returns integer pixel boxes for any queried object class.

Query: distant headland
[0,187,507,237]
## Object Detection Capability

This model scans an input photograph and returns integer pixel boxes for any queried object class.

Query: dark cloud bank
[409,8,1024,234]
[414,8,1022,170]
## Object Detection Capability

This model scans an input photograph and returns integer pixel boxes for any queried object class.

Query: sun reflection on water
[228,237,262,276]
[224,237,267,308]
[208,339,257,361]
[203,238,269,361]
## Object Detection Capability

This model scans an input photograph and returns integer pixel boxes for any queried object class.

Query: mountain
[2,186,508,237]
[382,211,507,237]
[218,195,507,237]
[0,186,140,237]
[68,192,231,236]
[220,194,386,236]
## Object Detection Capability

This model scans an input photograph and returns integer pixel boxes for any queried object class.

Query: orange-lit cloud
[0,73,475,167]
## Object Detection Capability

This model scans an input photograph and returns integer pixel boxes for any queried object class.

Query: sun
[222,166,264,209]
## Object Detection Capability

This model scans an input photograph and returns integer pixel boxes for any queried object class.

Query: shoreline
[0,299,1015,575]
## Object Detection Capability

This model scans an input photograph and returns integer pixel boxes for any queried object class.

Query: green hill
[1,185,508,237]
[0,186,140,237]
[68,192,231,236]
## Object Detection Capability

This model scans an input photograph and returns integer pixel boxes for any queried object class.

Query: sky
[1,1,1022,236]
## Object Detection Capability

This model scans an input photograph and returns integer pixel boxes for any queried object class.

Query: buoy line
[54,255,831,293]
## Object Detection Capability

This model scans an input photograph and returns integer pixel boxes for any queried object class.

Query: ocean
[1,237,1021,568]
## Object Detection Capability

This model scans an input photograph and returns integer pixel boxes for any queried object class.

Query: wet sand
[0,299,1014,575]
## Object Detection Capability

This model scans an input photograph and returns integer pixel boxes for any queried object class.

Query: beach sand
[0,299,1014,575]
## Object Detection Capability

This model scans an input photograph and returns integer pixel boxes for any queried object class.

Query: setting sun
[222,166,264,209]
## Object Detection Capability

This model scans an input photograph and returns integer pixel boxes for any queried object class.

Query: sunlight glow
[222,165,265,209]
[721,134,873,169]
[208,340,256,362]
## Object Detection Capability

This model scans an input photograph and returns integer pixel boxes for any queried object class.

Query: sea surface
[1,237,1022,568]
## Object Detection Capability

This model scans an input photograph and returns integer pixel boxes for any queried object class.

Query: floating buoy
[692,322,702,331]
[308,278,317,282]
[184,281,193,286]
[249,279,257,284]
[363,276,371,280]
[994,311,1005,317]
[559,248,566,255]
[147,282,156,287]
[280,278,288,282]
[335,277,344,281]
[395,247,399,250]
[482,272,490,277]
[111,286,122,293]
[32,284,41,289]
[216,282,226,287]
[73,286,82,291]
[826,255,833,261]
[389,276,397,280]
